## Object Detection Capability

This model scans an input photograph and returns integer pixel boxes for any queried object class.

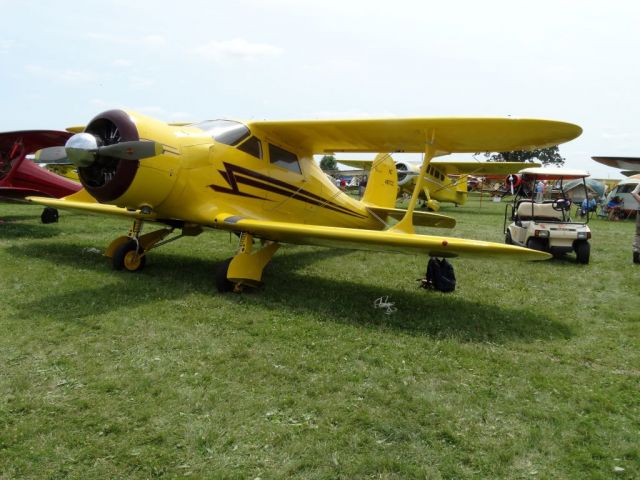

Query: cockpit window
[269,143,301,174]
[237,136,262,159]
[191,120,250,146]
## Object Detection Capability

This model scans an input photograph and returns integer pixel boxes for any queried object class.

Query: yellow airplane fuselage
[397,161,467,210]
[111,112,383,231]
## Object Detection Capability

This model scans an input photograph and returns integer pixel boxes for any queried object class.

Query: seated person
[607,196,624,220]
[580,196,598,216]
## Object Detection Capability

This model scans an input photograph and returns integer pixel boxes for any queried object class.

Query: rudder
[362,153,398,208]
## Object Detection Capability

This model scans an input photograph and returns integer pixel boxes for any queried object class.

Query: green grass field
[1,196,638,479]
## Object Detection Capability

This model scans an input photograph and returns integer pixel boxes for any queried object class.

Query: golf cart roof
[519,167,590,180]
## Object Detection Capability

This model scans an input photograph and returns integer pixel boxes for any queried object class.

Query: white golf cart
[504,168,592,264]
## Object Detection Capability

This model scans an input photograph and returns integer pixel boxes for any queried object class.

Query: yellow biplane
[29,110,581,292]
[339,156,539,211]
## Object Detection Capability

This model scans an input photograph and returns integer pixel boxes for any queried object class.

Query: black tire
[575,241,590,264]
[112,240,146,272]
[526,237,546,252]
[216,258,235,293]
[505,230,513,245]
[41,207,59,224]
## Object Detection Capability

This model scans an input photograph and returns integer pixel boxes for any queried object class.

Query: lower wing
[2,187,51,200]
[27,192,157,221]
[27,194,549,260]
[366,206,456,228]
[214,214,550,260]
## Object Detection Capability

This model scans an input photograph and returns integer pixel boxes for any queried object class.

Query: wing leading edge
[27,194,550,260]
[249,118,581,154]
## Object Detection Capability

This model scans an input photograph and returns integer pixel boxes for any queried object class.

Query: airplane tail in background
[362,153,398,208]
[455,176,469,204]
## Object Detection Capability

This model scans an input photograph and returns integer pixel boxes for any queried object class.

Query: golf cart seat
[516,200,564,221]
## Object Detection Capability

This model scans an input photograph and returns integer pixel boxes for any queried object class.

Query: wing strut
[391,131,437,234]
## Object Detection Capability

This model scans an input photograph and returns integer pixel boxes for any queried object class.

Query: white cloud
[601,132,637,140]
[85,32,166,48]
[25,65,97,84]
[0,39,14,52]
[112,58,133,67]
[128,76,155,89]
[134,106,194,122]
[305,109,399,119]
[141,35,165,47]
[194,38,283,61]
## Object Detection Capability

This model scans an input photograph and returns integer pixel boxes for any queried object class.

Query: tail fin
[362,153,398,208]
[455,176,469,205]
[455,175,469,194]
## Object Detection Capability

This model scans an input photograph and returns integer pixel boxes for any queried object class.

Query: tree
[477,146,565,166]
[319,155,337,171]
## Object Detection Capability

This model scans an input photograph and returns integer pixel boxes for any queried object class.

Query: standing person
[631,183,640,264]
[535,180,544,202]
[359,174,368,198]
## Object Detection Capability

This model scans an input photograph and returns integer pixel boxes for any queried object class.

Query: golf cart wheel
[526,237,546,252]
[505,230,513,245]
[575,241,590,264]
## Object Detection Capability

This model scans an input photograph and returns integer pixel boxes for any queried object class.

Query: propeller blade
[98,141,163,160]
[33,146,70,164]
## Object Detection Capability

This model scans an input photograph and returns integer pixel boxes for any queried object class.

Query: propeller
[33,132,162,167]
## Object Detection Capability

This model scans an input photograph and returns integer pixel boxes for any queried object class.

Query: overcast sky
[1,0,638,178]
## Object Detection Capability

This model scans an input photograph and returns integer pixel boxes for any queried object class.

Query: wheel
[526,237,546,251]
[216,258,235,292]
[575,241,590,264]
[505,230,513,245]
[41,207,59,224]
[112,240,146,272]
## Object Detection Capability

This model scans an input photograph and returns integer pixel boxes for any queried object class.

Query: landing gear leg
[105,219,199,272]
[216,232,280,293]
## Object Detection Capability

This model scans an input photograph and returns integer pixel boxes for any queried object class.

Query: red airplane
[0,130,81,222]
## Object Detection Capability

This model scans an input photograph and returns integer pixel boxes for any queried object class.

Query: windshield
[190,120,250,146]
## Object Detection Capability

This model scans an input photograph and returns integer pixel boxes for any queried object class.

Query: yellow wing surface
[250,118,581,154]
[27,194,548,260]
[213,214,550,260]
[27,192,157,221]
[338,159,540,175]
[366,207,456,228]
[430,161,541,176]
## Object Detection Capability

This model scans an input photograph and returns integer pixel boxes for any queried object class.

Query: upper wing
[0,130,72,153]
[592,156,640,171]
[214,214,550,260]
[338,159,540,176]
[249,118,581,154]
[431,161,541,176]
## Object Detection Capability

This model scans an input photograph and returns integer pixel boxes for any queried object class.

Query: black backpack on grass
[420,257,456,293]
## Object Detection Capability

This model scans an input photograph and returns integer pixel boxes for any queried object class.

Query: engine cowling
[78,109,181,209]
[395,162,419,187]
[504,173,522,193]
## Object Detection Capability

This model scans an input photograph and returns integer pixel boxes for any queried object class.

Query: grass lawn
[1,195,638,479]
